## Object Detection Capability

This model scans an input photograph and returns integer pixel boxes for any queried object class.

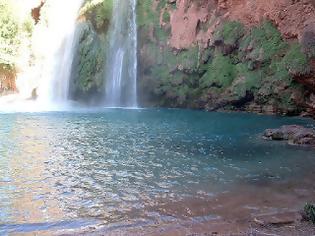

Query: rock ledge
[263,125,315,147]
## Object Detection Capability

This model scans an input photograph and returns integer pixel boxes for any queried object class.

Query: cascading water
[35,0,83,107]
[0,0,83,111]
[104,0,138,108]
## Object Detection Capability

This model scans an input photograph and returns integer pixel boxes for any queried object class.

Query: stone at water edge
[263,125,315,147]
[253,211,302,226]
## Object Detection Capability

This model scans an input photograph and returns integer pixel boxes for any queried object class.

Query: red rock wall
[169,0,315,49]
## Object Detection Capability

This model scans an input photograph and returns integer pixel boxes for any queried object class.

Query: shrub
[233,63,262,96]
[304,203,315,224]
[240,21,287,63]
[215,21,245,45]
[80,0,113,32]
[283,43,310,76]
[201,53,236,89]
[0,0,20,69]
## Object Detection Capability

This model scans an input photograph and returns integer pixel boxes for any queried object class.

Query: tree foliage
[0,0,34,71]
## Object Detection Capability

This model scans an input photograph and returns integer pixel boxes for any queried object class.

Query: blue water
[0,108,314,234]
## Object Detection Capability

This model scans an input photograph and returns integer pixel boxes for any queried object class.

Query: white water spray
[0,0,83,111]
[35,0,83,107]
[104,0,138,108]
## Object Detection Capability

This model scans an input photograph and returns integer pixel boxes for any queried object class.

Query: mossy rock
[70,22,105,102]
[283,43,310,76]
[214,21,245,46]
[201,53,236,89]
[240,21,287,64]
[80,0,113,33]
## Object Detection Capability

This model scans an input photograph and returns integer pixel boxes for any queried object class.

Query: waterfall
[0,0,83,111]
[104,0,138,108]
[35,0,83,107]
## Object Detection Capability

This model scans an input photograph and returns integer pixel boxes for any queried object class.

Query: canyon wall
[138,0,315,116]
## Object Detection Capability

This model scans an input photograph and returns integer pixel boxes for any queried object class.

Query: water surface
[0,109,315,234]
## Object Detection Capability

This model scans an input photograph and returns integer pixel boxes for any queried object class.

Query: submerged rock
[253,211,301,226]
[263,125,315,146]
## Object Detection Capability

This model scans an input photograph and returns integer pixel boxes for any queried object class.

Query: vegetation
[214,21,245,45]
[138,14,311,113]
[0,0,34,71]
[80,0,113,32]
[74,23,104,95]
[304,203,315,224]
[70,1,115,100]
[240,21,287,64]
[201,53,236,89]
[283,43,310,76]
[0,0,312,114]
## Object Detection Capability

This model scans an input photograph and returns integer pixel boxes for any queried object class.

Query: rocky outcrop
[70,21,105,104]
[31,0,45,24]
[169,0,315,49]
[263,125,315,146]
[0,67,16,95]
[69,0,113,104]
[137,0,315,117]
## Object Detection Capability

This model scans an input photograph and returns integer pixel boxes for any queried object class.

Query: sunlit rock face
[169,0,315,49]
[136,0,315,117]
[0,68,16,95]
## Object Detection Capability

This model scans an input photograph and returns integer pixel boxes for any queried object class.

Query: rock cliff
[138,0,315,117]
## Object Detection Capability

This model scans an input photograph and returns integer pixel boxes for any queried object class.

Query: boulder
[263,125,315,147]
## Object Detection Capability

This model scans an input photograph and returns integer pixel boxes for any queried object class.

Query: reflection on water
[0,116,64,228]
[0,109,315,234]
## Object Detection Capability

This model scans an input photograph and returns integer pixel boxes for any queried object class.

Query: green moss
[155,26,169,42]
[137,0,157,27]
[151,65,170,81]
[175,46,200,71]
[145,44,201,107]
[240,21,287,63]
[233,63,262,96]
[201,53,236,89]
[138,5,310,113]
[162,11,170,23]
[215,21,245,45]
[137,0,171,43]
[283,43,310,76]
[80,0,113,32]
[71,22,104,96]
[156,73,194,106]
[156,0,168,12]
[268,59,291,81]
